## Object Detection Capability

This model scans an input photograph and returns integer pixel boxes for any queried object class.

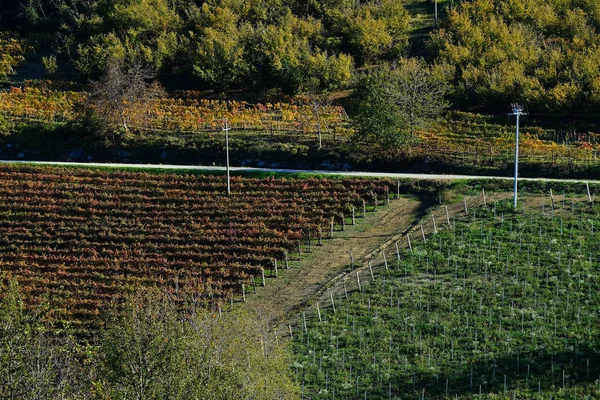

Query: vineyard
[415,119,600,168]
[0,164,390,332]
[292,191,600,399]
[2,85,600,171]
[0,85,349,135]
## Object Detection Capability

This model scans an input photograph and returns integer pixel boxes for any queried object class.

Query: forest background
[1,0,600,177]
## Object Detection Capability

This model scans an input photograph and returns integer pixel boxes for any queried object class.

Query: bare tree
[391,58,452,137]
[309,91,332,150]
[87,58,164,141]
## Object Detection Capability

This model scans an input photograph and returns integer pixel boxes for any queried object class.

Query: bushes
[0,114,12,137]
[432,0,600,113]
[0,283,300,400]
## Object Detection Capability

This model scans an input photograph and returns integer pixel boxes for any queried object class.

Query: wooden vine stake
[356,271,362,292]
[407,233,413,252]
[302,312,307,332]
[386,186,390,205]
[420,225,426,242]
[352,206,356,225]
[242,283,246,302]
[288,324,293,339]
[432,215,437,234]
[261,269,266,286]
[284,251,289,269]
[550,189,555,209]
[341,213,345,231]
[330,293,336,313]
[397,181,400,198]
[316,302,322,322]
[395,241,400,261]
[274,259,278,277]
[330,217,334,238]
[362,199,366,217]
[587,182,592,203]
[482,188,487,206]
[369,261,374,281]
[464,198,468,214]
[297,240,301,259]
[382,251,388,272]
[445,205,450,225]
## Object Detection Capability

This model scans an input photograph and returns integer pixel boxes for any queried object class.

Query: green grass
[292,195,600,399]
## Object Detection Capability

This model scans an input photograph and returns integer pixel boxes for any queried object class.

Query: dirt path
[245,190,545,329]
[245,196,431,325]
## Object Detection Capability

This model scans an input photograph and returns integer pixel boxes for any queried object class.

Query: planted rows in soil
[294,197,600,399]
[0,165,389,332]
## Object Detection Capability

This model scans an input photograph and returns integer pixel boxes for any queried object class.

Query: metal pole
[513,111,519,208]
[223,118,231,195]
[511,104,525,209]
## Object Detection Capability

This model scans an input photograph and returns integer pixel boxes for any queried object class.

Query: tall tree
[353,59,451,148]
[353,64,406,148]
[392,58,452,136]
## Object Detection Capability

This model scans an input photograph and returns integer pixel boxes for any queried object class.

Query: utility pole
[510,104,525,209]
[223,118,231,195]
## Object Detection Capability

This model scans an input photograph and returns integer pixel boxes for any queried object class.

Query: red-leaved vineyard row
[0,165,391,332]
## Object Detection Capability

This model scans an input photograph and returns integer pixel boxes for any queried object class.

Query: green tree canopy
[76,0,182,77]
[431,0,600,112]
[0,281,89,399]
[354,59,452,148]
[94,290,300,399]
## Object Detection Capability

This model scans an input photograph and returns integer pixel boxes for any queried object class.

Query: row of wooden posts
[300,183,597,331]
[238,183,595,303]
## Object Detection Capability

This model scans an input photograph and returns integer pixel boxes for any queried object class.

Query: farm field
[0,85,348,134]
[1,86,599,173]
[293,193,600,399]
[0,164,391,332]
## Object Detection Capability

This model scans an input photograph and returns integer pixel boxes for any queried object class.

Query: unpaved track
[246,196,431,325]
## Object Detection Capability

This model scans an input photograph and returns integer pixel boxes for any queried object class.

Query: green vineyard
[294,194,600,399]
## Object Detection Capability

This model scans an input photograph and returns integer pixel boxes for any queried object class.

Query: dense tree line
[0,281,298,399]
[2,0,600,144]
[0,0,410,94]
[431,0,600,113]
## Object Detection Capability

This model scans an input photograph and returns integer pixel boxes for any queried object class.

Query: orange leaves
[0,87,347,134]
